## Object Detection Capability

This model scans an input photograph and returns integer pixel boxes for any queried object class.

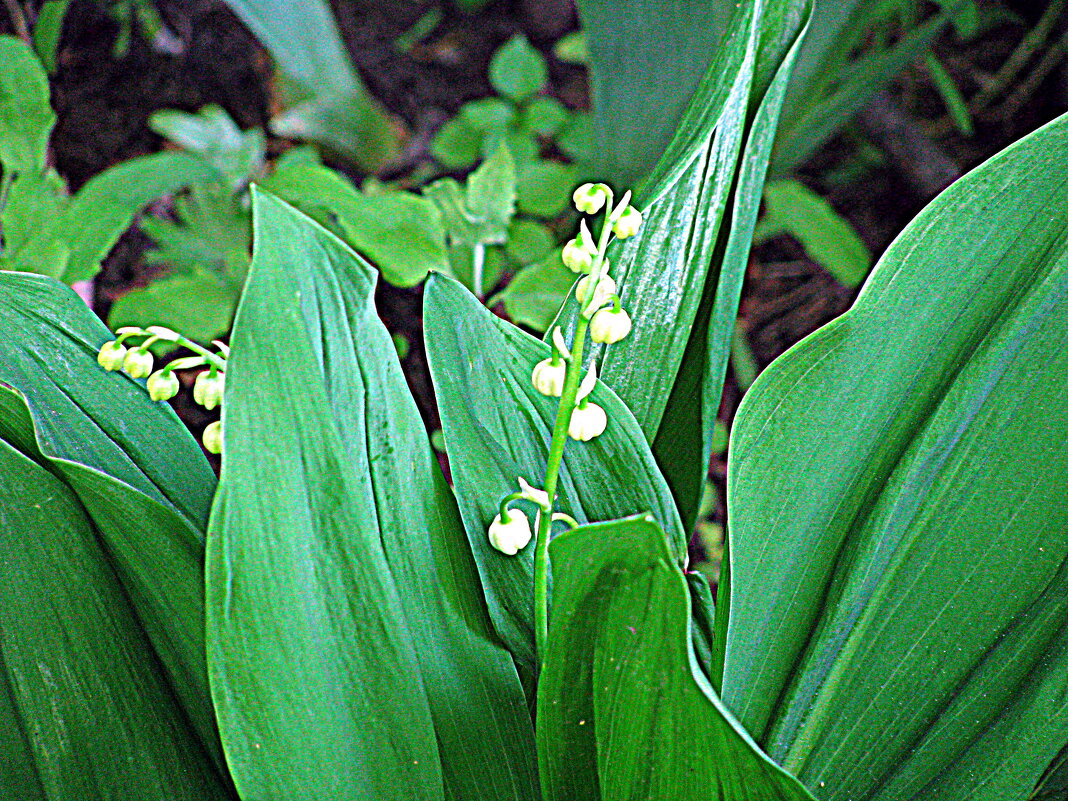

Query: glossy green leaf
[722,113,1068,801]
[0,35,54,173]
[431,115,483,169]
[6,152,218,282]
[756,179,871,287]
[558,0,809,528]
[0,441,230,800]
[538,514,815,801]
[424,274,684,668]
[489,35,548,102]
[505,219,555,264]
[260,162,448,286]
[219,0,400,169]
[206,191,537,800]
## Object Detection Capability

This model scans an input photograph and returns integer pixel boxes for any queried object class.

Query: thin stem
[174,335,228,372]
[2,0,31,44]
[472,243,485,299]
[533,313,589,660]
[533,195,617,664]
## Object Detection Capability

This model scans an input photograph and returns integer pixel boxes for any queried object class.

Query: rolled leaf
[206,191,537,800]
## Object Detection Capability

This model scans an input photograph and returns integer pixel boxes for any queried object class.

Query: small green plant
[431,33,591,219]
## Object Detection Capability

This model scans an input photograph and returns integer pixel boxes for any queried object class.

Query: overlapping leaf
[722,113,1068,801]
[0,441,230,800]
[561,0,810,527]
[424,275,684,668]
[538,515,815,801]
[0,272,225,773]
[206,191,537,800]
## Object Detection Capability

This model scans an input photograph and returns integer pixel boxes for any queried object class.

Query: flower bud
[568,402,607,442]
[613,206,643,239]
[488,508,532,555]
[202,420,223,454]
[590,307,632,344]
[572,183,609,214]
[97,341,128,371]
[575,273,616,310]
[193,370,226,410]
[146,370,180,401]
[561,239,594,273]
[532,358,566,397]
[122,348,154,379]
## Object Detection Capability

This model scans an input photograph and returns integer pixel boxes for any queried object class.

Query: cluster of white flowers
[491,182,643,555]
[97,326,228,454]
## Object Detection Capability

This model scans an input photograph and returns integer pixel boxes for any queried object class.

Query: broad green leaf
[538,515,815,801]
[0,439,230,800]
[489,34,548,102]
[756,179,871,287]
[140,183,251,277]
[218,0,400,169]
[723,113,1068,801]
[0,35,54,173]
[0,272,215,524]
[8,152,218,282]
[207,191,537,800]
[557,0,810,527]
[108,269,240,344]
[261,162,448,286]
[576,0,732,184]
[0,272,224,767]
[424,274,684,668]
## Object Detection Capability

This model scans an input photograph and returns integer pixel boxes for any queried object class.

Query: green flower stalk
[487,181,643,666]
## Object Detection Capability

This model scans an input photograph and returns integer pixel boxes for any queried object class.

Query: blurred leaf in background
[754,179,872,287]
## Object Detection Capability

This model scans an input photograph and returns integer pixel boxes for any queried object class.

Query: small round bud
[568,402,607,442]
[122,348,154,379]
[575,274,616,310]
[590,307,633,344]
[146,370,180,401]
[202,420,223,454]
[488,508,532,555]
[612,206,643,239]
[573,183,609,214]
[561,239,594,273]
[97,341,128,371]
[532,358,566,397]
[193,370,226,411]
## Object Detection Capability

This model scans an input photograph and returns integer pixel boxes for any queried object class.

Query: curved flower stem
[533,199,616,665]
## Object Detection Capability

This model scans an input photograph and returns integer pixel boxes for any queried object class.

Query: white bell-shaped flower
[568,402,607,442]
[612,206,643,239]
[202,420,223,454]
[532,358,566,397]
[122,348,154,379]
[572,183,609,214]
[575,273,616,310]
[97,341,128,371]
[488,508,532,555]
[590,306,632,344]
[147,370,180,401]
[562,238,595,273]
[194,370,226,410]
